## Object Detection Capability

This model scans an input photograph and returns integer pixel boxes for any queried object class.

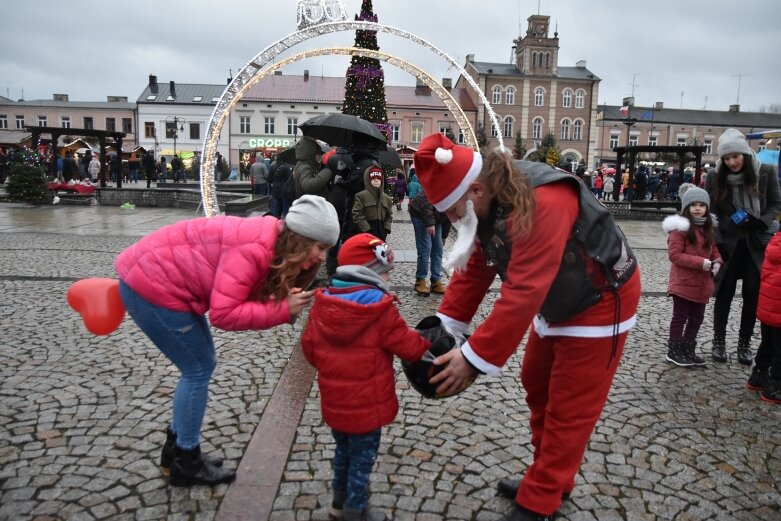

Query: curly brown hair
[256,227,320,304]
[476,148,536,239]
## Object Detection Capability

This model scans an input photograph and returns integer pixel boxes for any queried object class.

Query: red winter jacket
[758,232,781,327]
[301,283,430,434]
[663,215,722,304]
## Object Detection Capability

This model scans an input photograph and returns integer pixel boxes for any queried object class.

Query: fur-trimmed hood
[662,213,717,233]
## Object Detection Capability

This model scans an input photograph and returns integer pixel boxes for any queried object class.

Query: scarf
[692,216,707,226]
[725,173,761,218]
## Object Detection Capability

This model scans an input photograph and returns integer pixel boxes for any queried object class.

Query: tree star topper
[297,0,348,30]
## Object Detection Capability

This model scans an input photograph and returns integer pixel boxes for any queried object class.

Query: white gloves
[711,261,722,277]
[702,259,712,271]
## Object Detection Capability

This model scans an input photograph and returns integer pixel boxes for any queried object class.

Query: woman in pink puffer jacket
[115,195,339,487]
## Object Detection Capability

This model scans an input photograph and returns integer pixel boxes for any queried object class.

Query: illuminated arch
[200,21,502,216]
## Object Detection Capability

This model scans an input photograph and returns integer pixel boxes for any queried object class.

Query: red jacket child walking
[750,231,781,402]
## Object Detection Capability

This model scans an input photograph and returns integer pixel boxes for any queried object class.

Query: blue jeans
[411,216,443,281]
[118,281,216,449]
[332,429,381,510]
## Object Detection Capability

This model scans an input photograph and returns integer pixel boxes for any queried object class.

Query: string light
[200,20,501,216]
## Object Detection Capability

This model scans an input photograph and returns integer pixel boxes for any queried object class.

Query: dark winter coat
[352,166,393,240]
[663,214,722,304]
[394,176,407,201]
[408,191,447,228]
[758,232,781,327]
[301,266,429,434]
[293,138,331,199]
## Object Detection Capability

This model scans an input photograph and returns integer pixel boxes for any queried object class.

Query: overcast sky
[1,0,779,113]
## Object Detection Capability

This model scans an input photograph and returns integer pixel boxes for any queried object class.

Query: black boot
[747,366,767,391]
[497,477,570,501]
[760,375,781,404]
[737,336,753,366]
[497,504,557,521]
[683,340,706,367]
[169,445,235,487]
[712,334,727,363]
[160,428,223,475]
[666,340,694,367]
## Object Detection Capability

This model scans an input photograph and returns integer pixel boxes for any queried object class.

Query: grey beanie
[679,183,710,211]
[284,195,340,246]
[716,128,752,158]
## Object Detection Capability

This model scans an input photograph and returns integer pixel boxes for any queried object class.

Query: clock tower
[514,14,559,75]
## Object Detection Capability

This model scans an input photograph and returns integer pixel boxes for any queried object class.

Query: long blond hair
[477,149,536,239]
[257,227,319,303]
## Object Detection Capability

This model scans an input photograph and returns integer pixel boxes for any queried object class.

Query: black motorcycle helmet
[402,316,475,399]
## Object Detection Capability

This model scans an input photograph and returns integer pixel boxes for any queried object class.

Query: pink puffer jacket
[115,215,290,330]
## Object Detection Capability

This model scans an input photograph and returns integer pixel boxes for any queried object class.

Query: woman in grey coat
[705,128,781,365]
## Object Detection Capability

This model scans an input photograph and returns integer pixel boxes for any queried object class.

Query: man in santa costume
[413,133,642,521]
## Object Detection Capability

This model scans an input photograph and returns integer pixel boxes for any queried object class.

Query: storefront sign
[248,137,291,148]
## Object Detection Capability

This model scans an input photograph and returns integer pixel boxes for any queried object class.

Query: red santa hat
[412,133,483,212]
[337,233,395,274]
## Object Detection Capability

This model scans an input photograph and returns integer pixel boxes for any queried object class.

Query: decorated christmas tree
[342,0,390,142]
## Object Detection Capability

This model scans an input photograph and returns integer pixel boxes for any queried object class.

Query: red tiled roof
[241,74,476,112]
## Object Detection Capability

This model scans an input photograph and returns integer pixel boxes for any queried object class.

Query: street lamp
[623,115,637,201]
[165,115,186,156]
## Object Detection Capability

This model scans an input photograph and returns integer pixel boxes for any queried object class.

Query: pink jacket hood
[116,215,291,330]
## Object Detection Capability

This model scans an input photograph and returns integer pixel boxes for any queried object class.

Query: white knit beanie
[716,128,752,158]
[284,195,340,246]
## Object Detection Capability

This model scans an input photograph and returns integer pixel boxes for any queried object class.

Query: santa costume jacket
[662,214,722,304]
[301,266,430,434]
[437,165,641,376]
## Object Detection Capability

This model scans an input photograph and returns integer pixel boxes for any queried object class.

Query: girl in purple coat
[662,184,722,367]
[115,196,339,487]
[394,170,407,210]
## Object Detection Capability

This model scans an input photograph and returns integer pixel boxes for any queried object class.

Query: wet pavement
[0,201,779,521]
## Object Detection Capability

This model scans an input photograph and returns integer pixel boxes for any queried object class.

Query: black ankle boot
[683,340,706,366]
[160,428,223,475]
[497,477,571,501]
[712,334,727,363]
[737,336,753,366]
[666,340,693,367]
[169,445,235,487]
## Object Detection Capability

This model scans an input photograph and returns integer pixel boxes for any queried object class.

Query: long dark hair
[714,153,758,205]
[681,205,715,248]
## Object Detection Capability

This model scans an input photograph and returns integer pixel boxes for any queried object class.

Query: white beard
[443,199,478,275]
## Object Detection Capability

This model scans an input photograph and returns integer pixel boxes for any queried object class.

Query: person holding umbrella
[294,137,332,200]
[412,133,640,521]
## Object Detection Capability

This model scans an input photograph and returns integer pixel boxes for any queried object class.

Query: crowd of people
[94,125,781,521]
[576,163,714,202]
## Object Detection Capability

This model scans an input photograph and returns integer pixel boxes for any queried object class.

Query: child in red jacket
[301,233,430,521]
[749,231,781,402]
[662,184,722,367]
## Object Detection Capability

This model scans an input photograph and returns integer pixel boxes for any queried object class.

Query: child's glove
[702,259,712,271]
[711,261,722,277]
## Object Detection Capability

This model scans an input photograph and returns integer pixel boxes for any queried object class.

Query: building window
[560,119,570,140]
[0,115,6,129]
[16,115,25,129]
[410,125,423,143]
[264,116,275,134]
[392,125,400,142]
[60,116,71,128]
[704,139,713,154]
[439,123,451,136]
[165,122,177,139]
[491,118,499,137]
[648,135,658,147]
[84,117,94,130]
[122,118,132,134]
[562,89,572,108]
[532,52,538,67]
[532,117,543,139]
[240,116,251,134]
[492,85,502,104]
[38,116,47,127]
[573,120,583,140]
[457,128,465,144]
[144,122,155,139]
[287,117,298,135]
[609,135,619,149]
[534,87,544,106]
[677,136,687,146]
[106,117,116,132]
[629,135,639,147]
[545,53,551,68]
[575,90,585,109]
[505,87,516,105]
[503,117,514,138]
[189,123,200,140]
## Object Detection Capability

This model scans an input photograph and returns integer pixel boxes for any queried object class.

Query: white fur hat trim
[434,147,453,164]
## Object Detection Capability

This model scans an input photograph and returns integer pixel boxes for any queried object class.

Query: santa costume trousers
[517,328,629,515]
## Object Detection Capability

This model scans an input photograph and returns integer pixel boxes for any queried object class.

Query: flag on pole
[641,111,653,120]
[619,106,630,116]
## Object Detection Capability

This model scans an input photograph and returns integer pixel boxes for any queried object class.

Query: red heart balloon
[67,278,126,335]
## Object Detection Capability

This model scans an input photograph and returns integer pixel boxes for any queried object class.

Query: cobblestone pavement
[1,202,779,521]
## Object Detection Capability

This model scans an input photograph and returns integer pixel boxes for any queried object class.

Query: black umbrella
[299,113,387,147]
[378,145,402,168]
[277,141,331,165]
